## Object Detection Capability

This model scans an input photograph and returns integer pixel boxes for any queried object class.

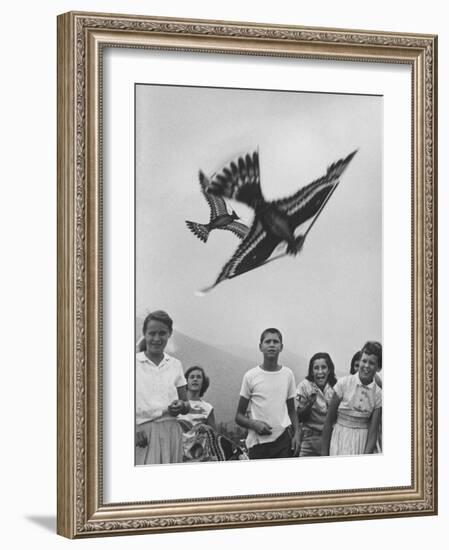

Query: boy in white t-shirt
[235,328,301,460]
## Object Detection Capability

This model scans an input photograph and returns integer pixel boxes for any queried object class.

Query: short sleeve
[287,369,296,399]
[333,376,348,399]
[374,388,382,409]
[174,359,187,388]
[205,402,214,418]
[295,380,308,406]
[240,372,251,399]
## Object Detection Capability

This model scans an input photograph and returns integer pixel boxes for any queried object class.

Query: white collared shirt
[333,374,382,418]
[136,352,186,425]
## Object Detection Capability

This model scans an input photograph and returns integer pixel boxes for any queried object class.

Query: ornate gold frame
[57,11,437,538]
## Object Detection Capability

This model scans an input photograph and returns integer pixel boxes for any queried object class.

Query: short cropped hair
[185,365,210,397]
[350,350,362,374]
[259,328,283,344]
[361,341,382,370]
[306,352,337,387]
[142,310,173,334]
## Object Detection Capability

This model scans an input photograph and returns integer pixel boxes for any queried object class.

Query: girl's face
[358,352,379,385]
[143,319,171,358]
[187,369,204,394]
[312,358,329,388]
[352,359,360,373]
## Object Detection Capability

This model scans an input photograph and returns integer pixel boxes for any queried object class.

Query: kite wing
[206,151,263,208]
[221,220,250,240]
[274,150,358,229]
[198,171,230,220]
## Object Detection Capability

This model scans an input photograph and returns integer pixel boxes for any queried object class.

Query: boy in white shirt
[235,328,301,460]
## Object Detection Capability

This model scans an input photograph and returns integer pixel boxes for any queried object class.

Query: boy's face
[259,332,283,359]
[143,319,171,357]
[358,352,380,385]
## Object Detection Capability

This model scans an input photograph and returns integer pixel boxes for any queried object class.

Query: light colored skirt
[136,418,183,465]
[329,411,370,456]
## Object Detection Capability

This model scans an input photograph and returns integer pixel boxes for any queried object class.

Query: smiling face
[187,368,204,395]
[143,319,171,361]
[358,352,380,385]
[311,358,330,389]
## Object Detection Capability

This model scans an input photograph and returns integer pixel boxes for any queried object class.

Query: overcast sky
[135,84,382,377]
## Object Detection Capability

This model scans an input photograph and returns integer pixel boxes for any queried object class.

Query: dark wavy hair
[259,328,283,344]
[184,365,210,397]
[306,352,337,387]
[361,341,382,370]
[350,350,362,374]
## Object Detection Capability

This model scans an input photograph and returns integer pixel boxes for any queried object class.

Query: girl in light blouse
[321,341,382,456]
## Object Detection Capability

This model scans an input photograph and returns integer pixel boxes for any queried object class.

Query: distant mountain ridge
[136,319,308,426]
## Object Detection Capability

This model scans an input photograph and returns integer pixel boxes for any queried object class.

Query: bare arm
[321,393,341,456]
[374,373,383,389]
[364,407,382,454]
[177,385,188,401]
[235,396,272,435]
[287,397,301,455]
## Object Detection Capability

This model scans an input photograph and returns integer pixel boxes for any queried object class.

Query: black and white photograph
[134,83,383,466]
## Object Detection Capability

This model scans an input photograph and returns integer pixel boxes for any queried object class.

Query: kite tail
[186,220,210,243]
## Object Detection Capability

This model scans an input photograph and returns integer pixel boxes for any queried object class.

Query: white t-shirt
[240,365,296,448]
[136,352,186,425]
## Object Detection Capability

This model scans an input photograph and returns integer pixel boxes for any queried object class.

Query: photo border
[57,11,437,538]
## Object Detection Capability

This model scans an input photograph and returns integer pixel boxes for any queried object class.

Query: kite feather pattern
[200,149,357,292]
[185,171,249,243]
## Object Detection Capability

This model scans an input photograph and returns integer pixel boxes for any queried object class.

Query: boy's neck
[261,357,281,371]
[145,350,164,365]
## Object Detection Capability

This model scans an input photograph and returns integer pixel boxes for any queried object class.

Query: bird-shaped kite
[198,149,357,293]
[186,172,249,243]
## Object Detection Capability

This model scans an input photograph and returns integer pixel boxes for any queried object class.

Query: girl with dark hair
[321,341,382,456]
[295,352,337,457]
[178,366,247,462]
[135,310,190,465]
[350,350,362,374]
[178,366,216,432]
